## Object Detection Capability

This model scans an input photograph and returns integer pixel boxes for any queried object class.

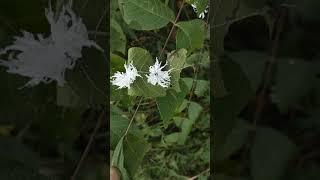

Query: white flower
[0,4,101,87]
[146,57,171,88]
[191,3,209,19]
[111,63,141,89]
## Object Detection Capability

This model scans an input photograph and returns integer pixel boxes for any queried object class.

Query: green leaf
[186,51,209,68]
[119,0,175,30]
[272,58,316,112]
[251,127,298,180]
[194,80,209,97]
[175,102,203,145]
[228,50,268,92]
[216,119,251,161]
[188,101,203,121]
[111,106,129,149]
[164,132,180,144]
[110,18,126,54]
[123,133,150,177]
[127,47,167,97]
[176,19,206,53]
[111,137,130,180]
[213,57,253,156]
[167,49,188,92]
[156,80,189,126]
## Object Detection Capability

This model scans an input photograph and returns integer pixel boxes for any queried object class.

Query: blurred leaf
[195,80,209,97]
[164,132,180,144]
[228,50,268,91]
[272,58,316,112]
[251,127,298,180]
[217,119,251,161]
[213,57,253,154]
[186,51,209,68]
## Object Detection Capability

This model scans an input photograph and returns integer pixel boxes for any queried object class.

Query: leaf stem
[159,0,185,58]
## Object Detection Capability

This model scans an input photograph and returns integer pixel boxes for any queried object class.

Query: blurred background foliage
[0,0,108,179]
[213,0,320,179]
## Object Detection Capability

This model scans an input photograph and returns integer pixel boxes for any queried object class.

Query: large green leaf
[251,127,298,180]
[110,18,126,54]
[111,106,129,149]
[176,19,206,53]
[228,50,268,92]
[167,49,188,92]
[119,0,175,30]
[127,47,167,97]
[123,133,150,177]
[156,80,189,126]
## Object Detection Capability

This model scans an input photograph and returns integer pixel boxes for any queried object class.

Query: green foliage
[176,20,206,53]
[156,80,190,126]
[251,127,298,180]
[111,18,127,54]
[167,49,188,92]
[118,0,175,30]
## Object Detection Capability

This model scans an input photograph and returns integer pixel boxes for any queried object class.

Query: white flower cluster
[191,2,209,19]
[0,4,102,87]
[111,58,171,89]
[111,63,141,89]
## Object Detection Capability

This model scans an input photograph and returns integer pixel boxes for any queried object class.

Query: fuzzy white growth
[191,3,209,19]
[146,57,171,88]
[0,4,102,87]
[111,63,141,89]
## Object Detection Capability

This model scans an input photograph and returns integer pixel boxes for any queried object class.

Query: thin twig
[211,10,267,29]
[124,97,143,136]
[159,0,185,58]
[71,110,106,180]
[253,8,287,127]
[188,168,210,180]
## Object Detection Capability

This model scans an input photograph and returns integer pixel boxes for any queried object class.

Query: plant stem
[159,0,185,58]
[124,97,143,136]
[71,110,106,180]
